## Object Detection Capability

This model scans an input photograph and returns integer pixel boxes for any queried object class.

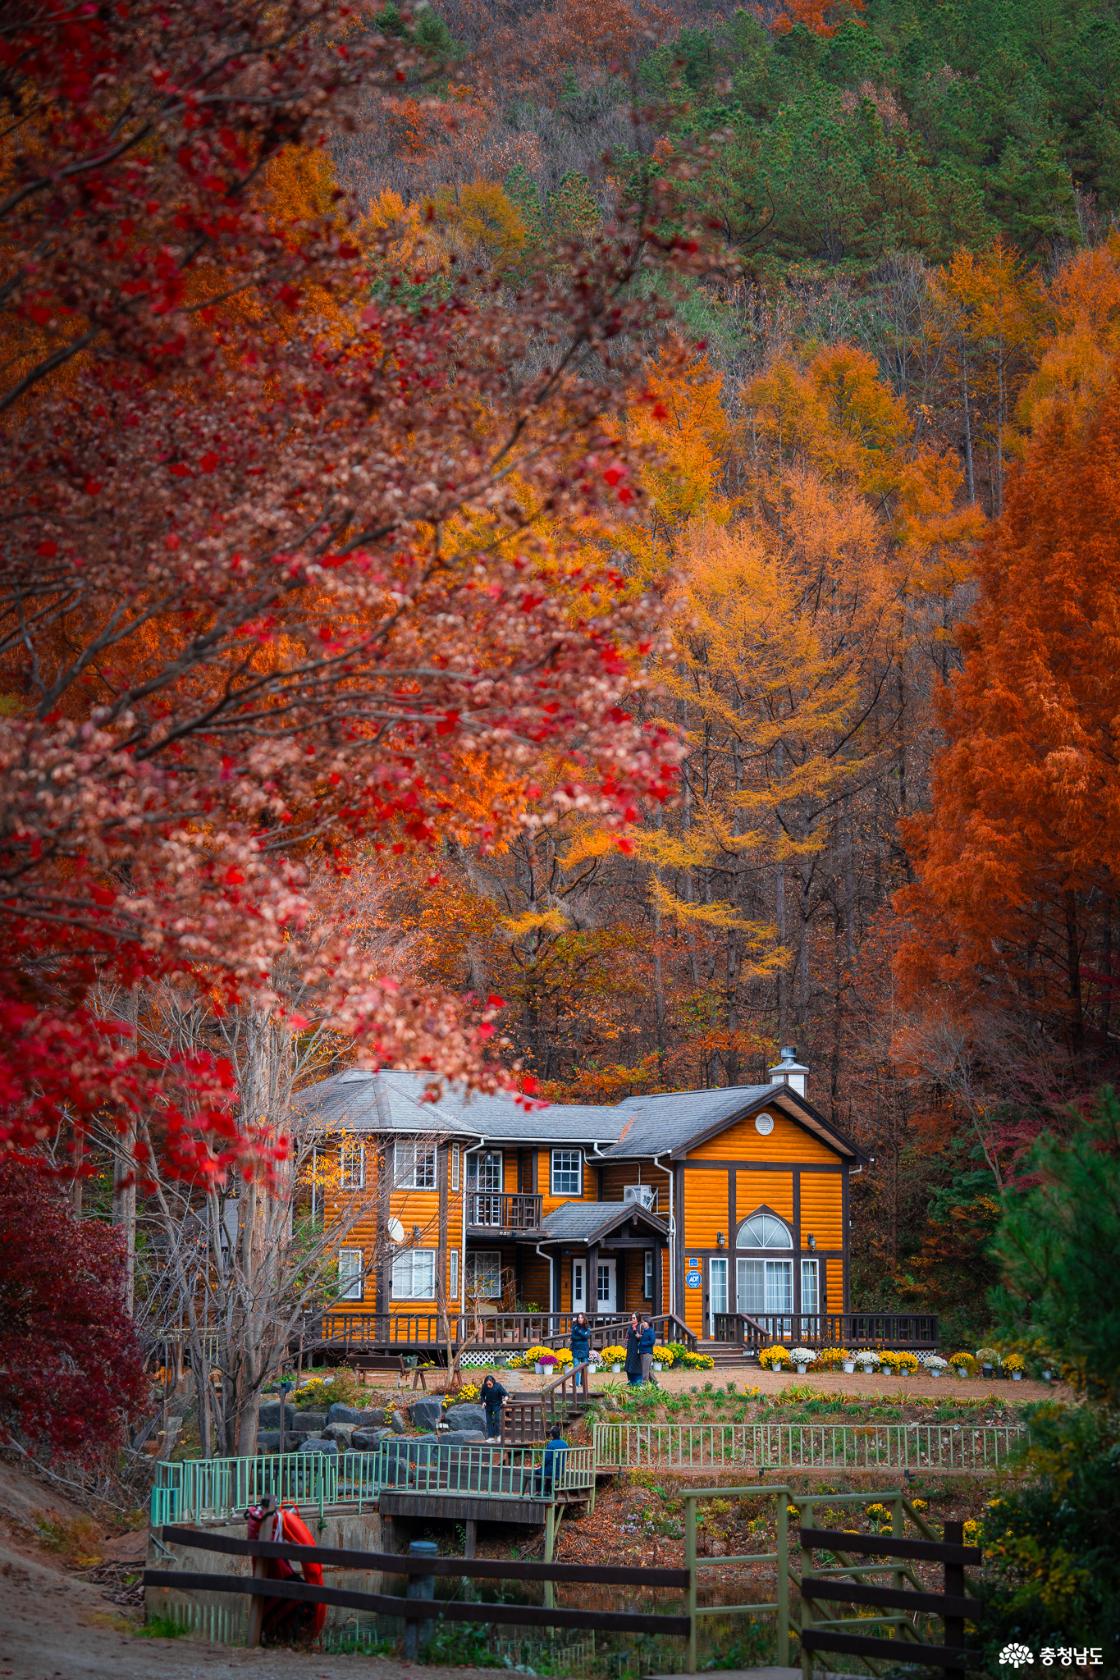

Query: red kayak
[246,1498,327,1643]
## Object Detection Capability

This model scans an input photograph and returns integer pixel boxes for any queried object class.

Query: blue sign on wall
[685,1270,702,1289]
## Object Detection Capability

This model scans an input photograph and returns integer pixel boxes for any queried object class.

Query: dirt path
[0,1542,514,1680]
[0,1459,509,1680]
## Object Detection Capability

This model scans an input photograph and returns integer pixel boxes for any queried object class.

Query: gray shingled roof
[607,1086,776,1157]
[292,1068,624,1143]
[292,1069,856,1160]
[539,1202,668,1243]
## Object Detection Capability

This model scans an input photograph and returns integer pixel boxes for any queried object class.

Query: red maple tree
[0,1164,147,1462]
[0,2,696,1178]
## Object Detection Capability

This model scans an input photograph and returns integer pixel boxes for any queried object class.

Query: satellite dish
[387,1217,405,1244]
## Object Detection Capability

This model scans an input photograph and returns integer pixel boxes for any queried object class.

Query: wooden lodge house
[296,1050,936,1359]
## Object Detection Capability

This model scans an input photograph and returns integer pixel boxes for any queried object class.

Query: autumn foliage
[0,1165,147,1462]
[896,359,1120,1066]
[0,1,697,1179]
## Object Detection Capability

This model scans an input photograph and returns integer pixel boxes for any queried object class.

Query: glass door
[736,1257,794,1339]
[708,1256,728,1337]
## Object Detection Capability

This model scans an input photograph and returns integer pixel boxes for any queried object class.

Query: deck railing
[465,1191,543,1232]
[592,1420,1026,1474]
[151,1442,596,1527]
[713,1310,940,1351]
[307,1308,697,1353]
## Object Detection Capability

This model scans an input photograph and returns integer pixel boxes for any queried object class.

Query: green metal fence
[151,1442,596,1527]
[593,1420,1026,1474]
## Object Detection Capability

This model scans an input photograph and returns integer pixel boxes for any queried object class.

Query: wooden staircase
[698,1339,756,1367]
[500,1362,597,1444]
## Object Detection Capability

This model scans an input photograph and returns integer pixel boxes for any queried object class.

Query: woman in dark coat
[570,1312,592,1392]
[624,1313,643,1385]
[479,1372,508,1440]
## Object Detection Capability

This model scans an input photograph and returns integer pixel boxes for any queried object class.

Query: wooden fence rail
[800,1518,981,1679]
[144,1527,690,1643]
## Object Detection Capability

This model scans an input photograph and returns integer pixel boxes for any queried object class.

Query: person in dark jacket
[479,1372,508,1441]
[624,1313,643,1384]
[570,1312,592,1393]
[536,1423,569,1495]
[638,1318,656,1385]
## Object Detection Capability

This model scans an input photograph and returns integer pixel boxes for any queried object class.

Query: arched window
[736,1211,792,1250]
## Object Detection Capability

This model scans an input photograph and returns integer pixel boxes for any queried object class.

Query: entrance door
[595,1257,617,1313]
[736,1258,794,1338]
[571,1258,587,1314]
[708,1256,728,1337]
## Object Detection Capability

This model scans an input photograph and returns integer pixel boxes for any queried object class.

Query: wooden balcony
[713,1310,940,1353]
[303,1308,697,1356]
[466,1190,542,1233]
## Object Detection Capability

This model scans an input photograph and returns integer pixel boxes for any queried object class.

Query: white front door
[709,1256,728,1337]
[571,1258,587,1313]
[595,1257,617,1313]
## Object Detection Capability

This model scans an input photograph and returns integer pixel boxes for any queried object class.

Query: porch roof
[538,1201,668,1245]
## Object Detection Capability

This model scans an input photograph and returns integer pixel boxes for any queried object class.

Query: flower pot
[772,1361,784,1372]
[842,1361,855,1373]
[930,1368,942,1378]
[955,1367,968,1379]
[1011,1370,1022,1381]
[1042,1370,1052,1382]
[611,1363,621,1373]
[653,1362,662,1372]
[981,1364,994,1377]
[795,1363,808,1375]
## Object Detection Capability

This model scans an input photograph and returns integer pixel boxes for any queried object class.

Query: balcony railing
[713,1310,940,1351]
[304,1308,697,1353]
[466,1190,542,1232]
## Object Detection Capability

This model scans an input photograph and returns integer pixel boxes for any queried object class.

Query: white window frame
[391,1248,437,1300]
[643,1250,654,1299]
[550,1148,583,1197]
[736,1256,794,1316]
[339,1139,365,1191]
[800,1257,819,1316]
[338,1247,364,1302]
[395,1137,437,1191]
[736,1211,793,1250]
[451,1143,460,1191]
[467,1149,503,1193]
[465,1249,502,1299]
[450,1249,459,1300]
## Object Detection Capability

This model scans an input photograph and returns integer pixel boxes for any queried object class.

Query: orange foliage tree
[895,359,1120,1104]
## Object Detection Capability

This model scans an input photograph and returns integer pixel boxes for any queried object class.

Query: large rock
[291,1409,327,1434]
[443,1403,487,1434]
[258,1401,296,1430]
[324,1421,357,1447]
[438,1429,486,1446]
[409,1398,443,1430]
[326,1403,369,1425]
[256,1430,283,1454]
[351,1428,394,1450]
[388,1409,407,1435]
[297,1436,338,1458]
[354,1407,388,1426]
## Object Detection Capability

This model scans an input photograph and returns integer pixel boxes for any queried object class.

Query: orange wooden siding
[682,1167,730,1246]
[689,1105,837,1164]
[735,1170,794,1229]
[799,1172,843,1250]
[826,1258,844,1314]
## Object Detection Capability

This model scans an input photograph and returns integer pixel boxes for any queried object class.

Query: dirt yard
[356,1364,1060,1405]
